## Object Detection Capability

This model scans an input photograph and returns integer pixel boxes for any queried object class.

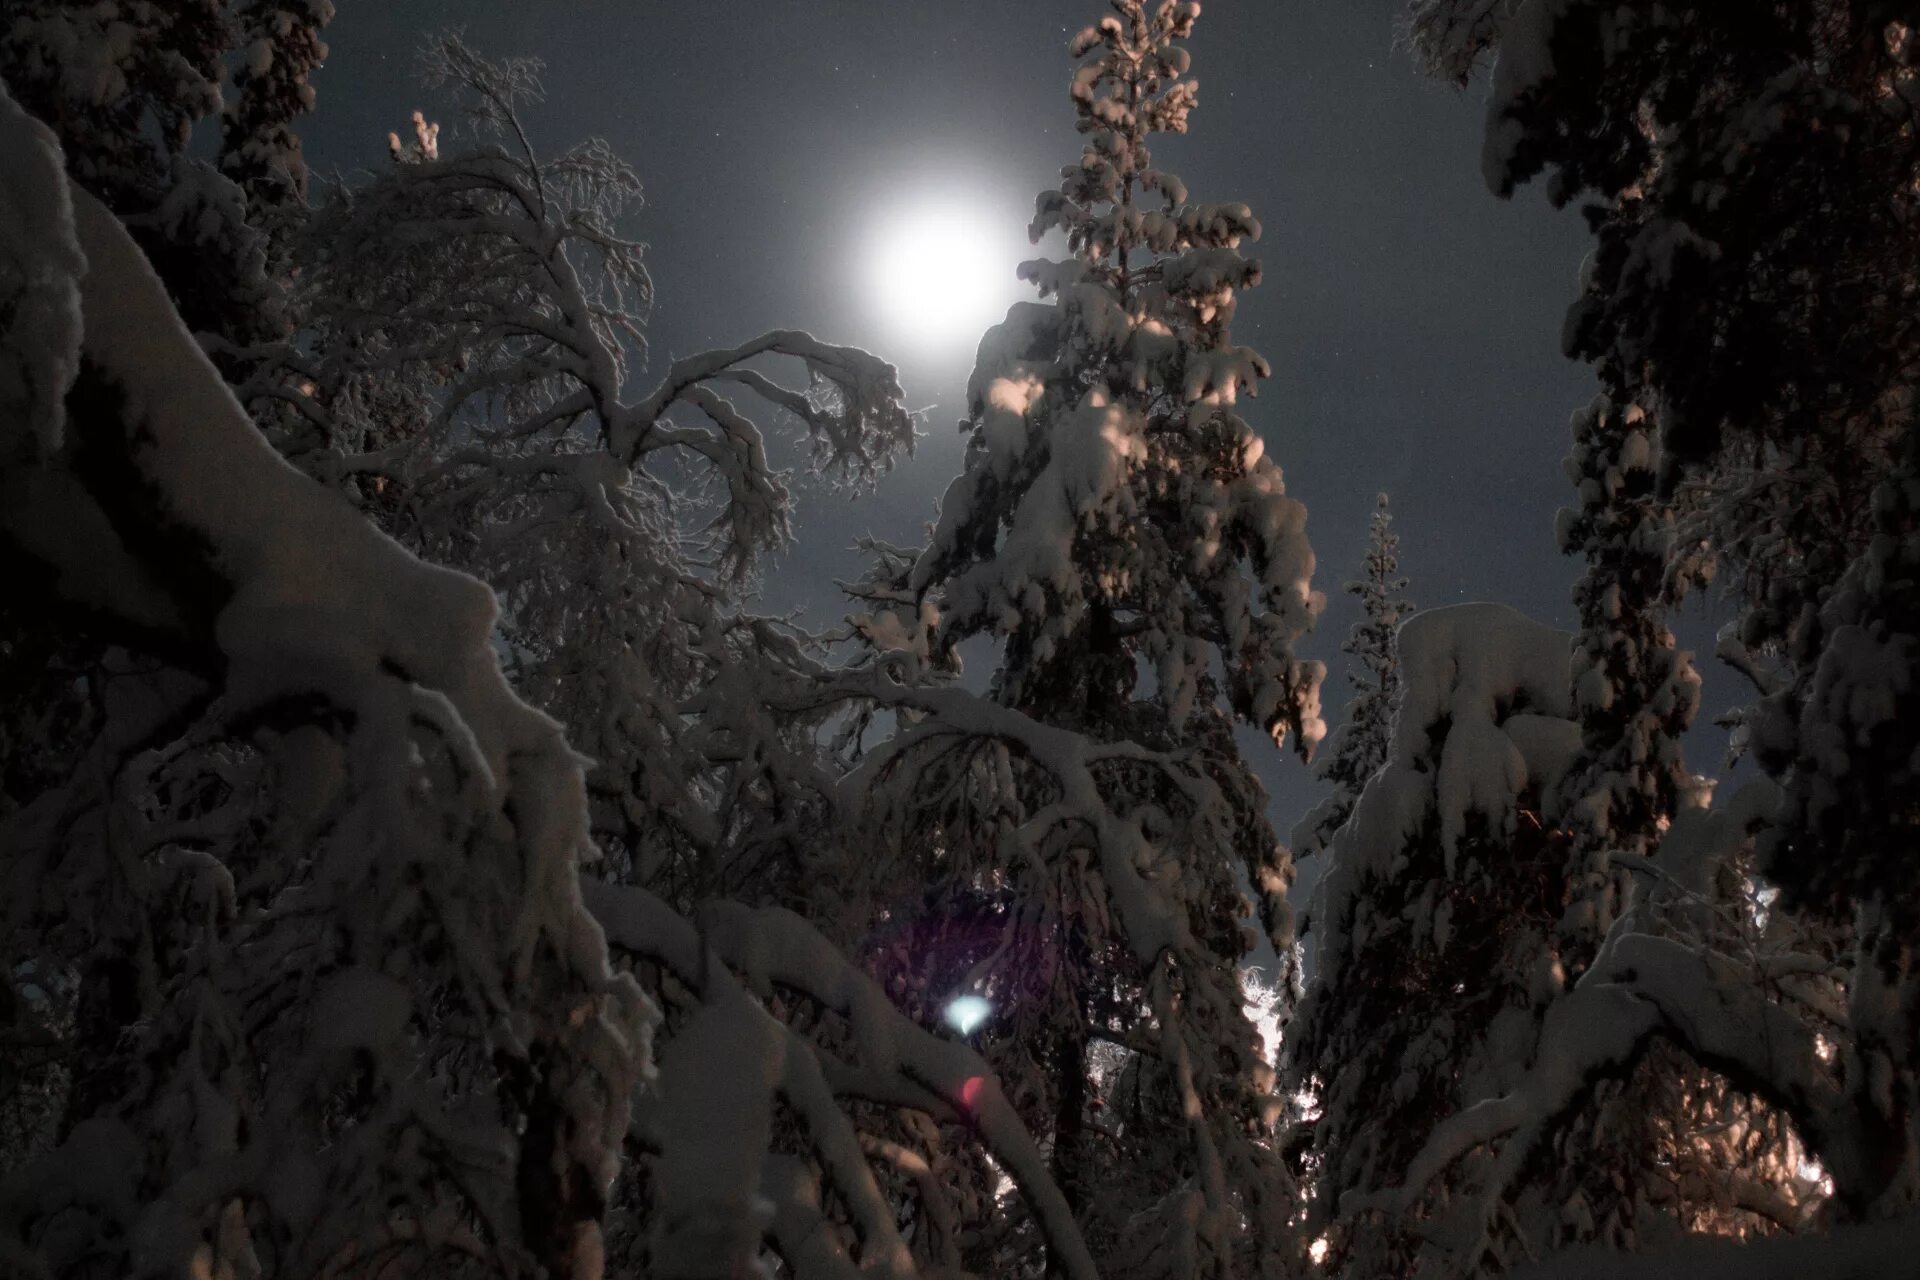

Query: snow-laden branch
[274,36,922,927]
[832,674,1212,965]
[0,82,647,1278]
[303,40,913,576]
[585,878,1101,1280]
[614,327,913,490]
[1349,785,1865,1245]
[795,636,1299,1270]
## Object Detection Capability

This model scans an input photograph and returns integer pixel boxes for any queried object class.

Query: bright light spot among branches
[868,203,1023,350]
[1243,967,1285,1065]
[944,994,993,1034]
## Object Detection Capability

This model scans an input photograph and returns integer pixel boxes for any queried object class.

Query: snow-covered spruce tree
[1394,0,1920,1240]
[1404,4,1916,708]
[1506,399,1809,1265]
[1346,767,1846,1273]
[0,2,325,485]
[1286,591,1838,1275]
[839,4,1326,1274]
[1283,603,1585,1276]
[1286,479,1810,1276]
[0,0,285,348]
[0,0,286,779]
[0,0,312,811]
[0,0,228,208]
[1555,398,1700,945]
[1292,492,1412,859]
[221,0,334,268]
[1766,420,1920,1208]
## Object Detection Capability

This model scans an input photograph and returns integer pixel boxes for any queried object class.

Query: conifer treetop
[912,0,1324,755]
[1293,492,1413,857]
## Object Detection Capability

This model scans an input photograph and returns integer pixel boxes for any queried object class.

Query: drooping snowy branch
[221,36,925,930]
[586,878,1100,1280]
[302,35,912,577]
[0,83,649,1278]
[1284,599,1824,1273]
[1348,780,1849,1249]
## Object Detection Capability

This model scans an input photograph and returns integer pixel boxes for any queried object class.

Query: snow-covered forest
[1,1,1916,1277]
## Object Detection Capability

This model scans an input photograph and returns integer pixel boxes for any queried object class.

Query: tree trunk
[1048,1025,1088,1276]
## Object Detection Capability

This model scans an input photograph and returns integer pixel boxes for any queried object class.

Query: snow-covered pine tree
[912,4,1323,759]
[1293,492,1412,859]
[0,0,228,209]
[1372,0,1920,1258]
[1280,418,1765,1274]
[1403,7,1915,646]
[844,4,1326,1274]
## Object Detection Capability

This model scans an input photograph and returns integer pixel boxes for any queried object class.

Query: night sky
[299,3,1741,858]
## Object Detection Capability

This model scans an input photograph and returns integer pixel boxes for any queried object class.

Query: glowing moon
[867,202,1026,350]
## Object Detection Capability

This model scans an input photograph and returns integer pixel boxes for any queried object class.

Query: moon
[867,200,1029,352]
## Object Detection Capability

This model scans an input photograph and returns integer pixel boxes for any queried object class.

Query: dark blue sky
[300,2,1744,847]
